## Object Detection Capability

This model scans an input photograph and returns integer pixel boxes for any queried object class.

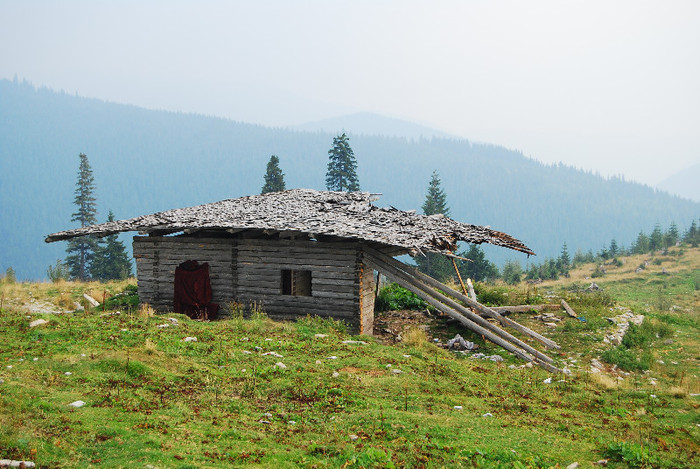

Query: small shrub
[375,283,428,311]
[403,326,428,348]
[601,347,651,372]
[603,440,656,468]
[622,320,673,348]
[3,267,16,284]
[474,284,508,306]
[47,260,69,282]
[591,265,605,278]
[226,300,245,319]
[137,303,155,318]
[105,284,139,310]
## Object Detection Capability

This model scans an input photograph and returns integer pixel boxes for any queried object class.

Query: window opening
[281,269,312,296]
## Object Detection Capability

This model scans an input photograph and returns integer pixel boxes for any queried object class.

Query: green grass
[2,253,700,468]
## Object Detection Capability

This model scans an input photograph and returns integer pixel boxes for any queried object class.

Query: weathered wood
[452,258,469,297]
[363,252,556,365]
[466,278,477,302]
[364,246,559,350]
[561,299,578,318]
[364,254,558,371]
[489,304,561,314]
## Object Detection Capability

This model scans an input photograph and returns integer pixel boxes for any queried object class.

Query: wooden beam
[364,245,559,350]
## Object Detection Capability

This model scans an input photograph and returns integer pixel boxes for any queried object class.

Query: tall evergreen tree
[422,170,450,216]
[90,210,132,281]
[457,244,499,282]
[325,133,360,192]
[261,155,286,194]
[65,153,98,281]
[684,220,699,246]
[416,170,453,280]
[649,223,663,252]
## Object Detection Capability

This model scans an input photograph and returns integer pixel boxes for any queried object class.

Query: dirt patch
[373,309,438,344]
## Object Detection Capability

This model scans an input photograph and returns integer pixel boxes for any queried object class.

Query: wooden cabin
[46,189,534,335]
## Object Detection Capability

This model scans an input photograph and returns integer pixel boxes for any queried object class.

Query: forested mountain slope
[1,79,698,279]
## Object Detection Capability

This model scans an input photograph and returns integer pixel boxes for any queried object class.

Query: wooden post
[561,299,578,318]
[363,249,559,367]
[466,278,477,302]
[451,258,469,297]
[364,246,559,350]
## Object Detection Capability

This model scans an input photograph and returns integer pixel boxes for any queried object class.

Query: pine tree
[90,210,132,281]
[65,153,98,281]
[664,222,679,248]
[632,231,650,254]
[684,220,699,246]
[649,223,663,252]
[261,155,286,194]
[325,133,360,192]
[422,170,450,216]
[502,260,523,285]
[456,244,499,282]
[416,170,453,280]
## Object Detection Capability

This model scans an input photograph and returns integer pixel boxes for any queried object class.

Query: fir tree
[90,210,132,281]
[422,170,450,216]
[416,170,453,280]
[456,244,499,283]
[65,153,98,281]
[664,222,679,248]
[261,155,286,194]
[649,223,663,252]
[685,220,699,246]
[632,231,650,254]
[502,260,523,285]
[325,133,360,192]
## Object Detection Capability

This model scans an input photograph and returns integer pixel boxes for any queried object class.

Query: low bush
[104,284,139,310]
[601,347,652,372]
[375,283,428,311]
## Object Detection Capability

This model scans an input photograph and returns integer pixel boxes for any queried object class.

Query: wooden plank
[561,300,578,318]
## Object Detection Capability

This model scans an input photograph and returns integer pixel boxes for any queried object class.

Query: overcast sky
[1,0,698,185]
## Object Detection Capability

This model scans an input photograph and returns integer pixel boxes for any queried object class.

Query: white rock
[566,463,580,469]
[332,372,340,378]
[6,365,12,369]
[349,434,359,441]
[157,324,169,328]
[315,360,322,365]
[167,318,179,325]
[327,356,338,360]
[68,400,86,408]
[262,351,283,358]
[242,350,252,354]
[265,338,273,342]
[391,369,403,374]
[314,334,328,338]
[33,358,38,361]
[657,359,665,365]
[482,412,493,418]
[543,378,552,384]
[342,340,367,345]
[385,364,392,368]
[29,319,48,328]
[0,378,4,384]
[289,421,296,425]
[183,337,197,342]
[274,362,287,369]
[453,406,463,411]
[262,412,273,418]
[403,354,411,358]
[64,372,72,376]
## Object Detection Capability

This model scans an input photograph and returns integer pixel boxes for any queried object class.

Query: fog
[1,0,698,185]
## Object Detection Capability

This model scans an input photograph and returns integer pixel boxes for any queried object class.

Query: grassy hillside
[1,247,698,467]
[2,79,699,280]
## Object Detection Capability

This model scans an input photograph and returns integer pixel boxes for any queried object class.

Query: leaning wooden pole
[364,251,556,365]
[364,255,561,373]
[365,246,559,350]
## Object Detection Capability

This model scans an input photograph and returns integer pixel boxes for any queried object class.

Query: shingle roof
[45,189,534,256]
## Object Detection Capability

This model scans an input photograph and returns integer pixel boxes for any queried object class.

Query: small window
[281,269,312,296]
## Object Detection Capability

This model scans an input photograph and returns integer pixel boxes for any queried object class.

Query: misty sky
[1,0,698,185]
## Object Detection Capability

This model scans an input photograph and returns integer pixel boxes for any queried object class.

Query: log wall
[132,236,376,334]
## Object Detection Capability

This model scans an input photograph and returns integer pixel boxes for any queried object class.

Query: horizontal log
[489,304,561,314]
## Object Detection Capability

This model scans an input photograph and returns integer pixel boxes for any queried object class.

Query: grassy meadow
[0,247,698,468]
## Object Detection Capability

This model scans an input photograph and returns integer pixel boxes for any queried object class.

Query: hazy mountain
[2,79,699,280]
[656,163,700,202]
[291,112,456,141]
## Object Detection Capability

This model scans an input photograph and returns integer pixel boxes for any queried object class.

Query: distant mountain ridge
[656,163,700,202]
[1,79,698,279]
[291,112,456,141]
